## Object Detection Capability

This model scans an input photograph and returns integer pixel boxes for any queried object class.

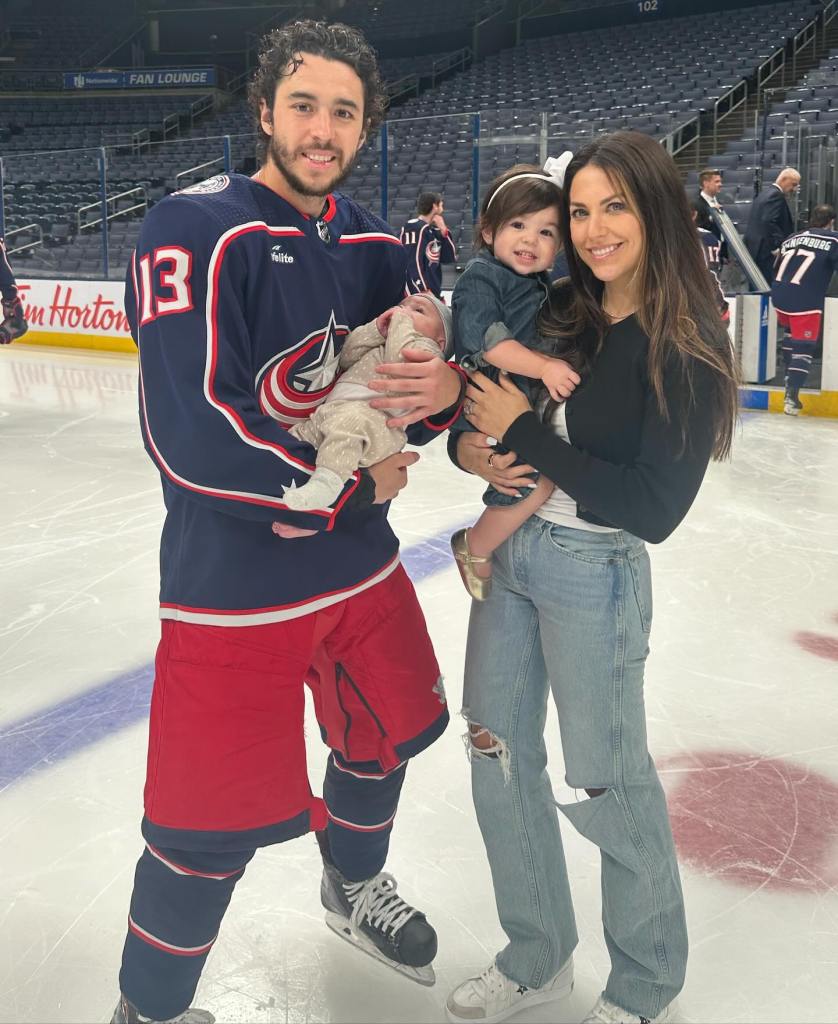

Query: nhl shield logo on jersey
[258,310,348,426]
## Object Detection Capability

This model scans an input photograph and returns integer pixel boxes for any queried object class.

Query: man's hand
[368,450,420,502]
[368,351,462,429]
[431,213,448,233]
[455,432,537,498]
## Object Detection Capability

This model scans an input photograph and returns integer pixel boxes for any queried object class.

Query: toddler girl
[451,158,579,599]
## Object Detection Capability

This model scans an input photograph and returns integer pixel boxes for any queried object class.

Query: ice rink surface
[1,344,837,1024]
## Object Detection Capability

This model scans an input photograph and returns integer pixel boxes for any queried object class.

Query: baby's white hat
[420,292,454,359]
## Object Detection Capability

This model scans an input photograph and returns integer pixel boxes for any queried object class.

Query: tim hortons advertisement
[17,279,135,353]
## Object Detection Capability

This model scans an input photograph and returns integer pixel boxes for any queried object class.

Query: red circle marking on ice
[661,750,838,893]
[795,630,838,662]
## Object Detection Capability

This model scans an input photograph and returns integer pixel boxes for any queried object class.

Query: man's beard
[268,136,358,199]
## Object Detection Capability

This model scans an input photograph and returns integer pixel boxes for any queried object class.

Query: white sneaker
[445,958,573,1023]
[582,994,675,1023]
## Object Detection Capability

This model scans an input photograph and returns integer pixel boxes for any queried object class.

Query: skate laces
[343,872,418,937]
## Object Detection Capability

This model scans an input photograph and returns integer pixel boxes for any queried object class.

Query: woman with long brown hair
[445,131,739,1024]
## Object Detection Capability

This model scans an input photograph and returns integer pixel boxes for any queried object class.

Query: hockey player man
[400,191,456,297]
[0,236,28,344]
[772,204,838,415]
[690,200,729,321]
[111,20,465,1024]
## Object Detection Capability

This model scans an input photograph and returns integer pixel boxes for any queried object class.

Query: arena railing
[430,48,472,86]
[77,186,149,234]
[790,18,818,82]
[101,128,153,156]
[713,79,749,156]
[824,0,838,35]
[190,94,217,127]
[514,0,545,45]
[756,46,786,101]
[5,223,43,257]
[662,115,700,164]
[227,70,251,97]
[386,75,420,105]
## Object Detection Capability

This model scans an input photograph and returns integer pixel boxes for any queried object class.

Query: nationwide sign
[64,67,216,90]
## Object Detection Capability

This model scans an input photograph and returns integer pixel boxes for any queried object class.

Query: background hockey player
[399,191,456,297]
[0,236,28,344]
[691,199,730,322]
[111,20,465,1024]
[771,204,838,416]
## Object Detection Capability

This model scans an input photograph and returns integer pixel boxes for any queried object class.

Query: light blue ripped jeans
[463,517,687,1020]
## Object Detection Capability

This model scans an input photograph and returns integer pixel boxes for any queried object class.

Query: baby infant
[282,292,453,511]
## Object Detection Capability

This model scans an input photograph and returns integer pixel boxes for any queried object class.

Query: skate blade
[324,911,436,987]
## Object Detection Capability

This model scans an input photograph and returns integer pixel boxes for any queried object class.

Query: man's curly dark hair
[248,20,387,164]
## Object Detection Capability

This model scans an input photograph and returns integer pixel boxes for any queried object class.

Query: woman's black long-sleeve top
[449,314,722,545]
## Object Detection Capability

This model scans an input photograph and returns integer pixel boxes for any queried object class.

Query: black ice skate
[110,993,215,1024]
[319,844,438,986]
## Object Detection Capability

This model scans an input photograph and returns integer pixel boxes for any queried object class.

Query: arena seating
[0,95,206,154]
[3,0,823,278]
[336,0,485,42]
[0,3,115,69]
[343,0,821,262]
[687,47,838,232]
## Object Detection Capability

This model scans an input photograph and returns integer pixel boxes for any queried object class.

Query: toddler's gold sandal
[450,529,492,601]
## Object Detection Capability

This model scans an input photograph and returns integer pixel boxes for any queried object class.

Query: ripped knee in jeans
[462,716,511,781]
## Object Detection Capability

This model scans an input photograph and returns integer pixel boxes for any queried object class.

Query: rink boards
[13,277,838,417]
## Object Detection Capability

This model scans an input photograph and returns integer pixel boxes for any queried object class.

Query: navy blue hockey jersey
[126,172,451,626]
[771,228,838,314]
[697,227,729,318]
[399,217,456,297]
[0,237,19,301]
[698,227,723,276]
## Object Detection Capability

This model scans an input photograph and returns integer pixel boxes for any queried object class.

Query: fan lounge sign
[64,68,216,90]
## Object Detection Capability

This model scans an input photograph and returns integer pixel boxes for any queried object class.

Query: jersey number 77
[774,248,816,286]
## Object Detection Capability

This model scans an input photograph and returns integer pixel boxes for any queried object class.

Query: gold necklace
[603,306,636,322]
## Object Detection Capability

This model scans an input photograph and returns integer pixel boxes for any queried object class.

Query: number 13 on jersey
[137,247,194,325]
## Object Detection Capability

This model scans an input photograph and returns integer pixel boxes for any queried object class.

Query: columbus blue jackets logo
[426,238,442,264]
[258,311,348,426]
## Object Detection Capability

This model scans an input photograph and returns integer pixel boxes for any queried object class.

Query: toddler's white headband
[485,152,574,210]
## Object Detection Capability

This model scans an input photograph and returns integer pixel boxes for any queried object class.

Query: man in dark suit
[744,167,800,285]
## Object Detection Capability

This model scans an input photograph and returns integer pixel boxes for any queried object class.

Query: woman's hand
[455,432,537,498]
[463,370,533,440]
[368,350,462,430]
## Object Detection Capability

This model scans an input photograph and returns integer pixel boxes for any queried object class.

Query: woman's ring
[464,399,475,417]
[488,453,496,468]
